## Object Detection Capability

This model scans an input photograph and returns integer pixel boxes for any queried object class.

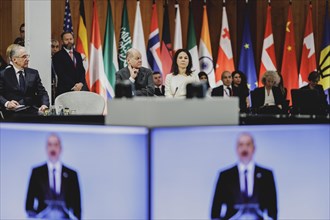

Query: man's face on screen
[236,134,255,164]
[46,135,62,163]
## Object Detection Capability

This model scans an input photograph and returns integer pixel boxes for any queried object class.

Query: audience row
[0,31,328,118]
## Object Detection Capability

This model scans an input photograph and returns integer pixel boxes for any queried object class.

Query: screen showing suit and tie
[151,125,330,220]
[0,123,148,220]
[1,123,329,220]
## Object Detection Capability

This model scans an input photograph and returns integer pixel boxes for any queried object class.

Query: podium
[31,200,77,220]
[230,203,272,220]
[106,97,239,127]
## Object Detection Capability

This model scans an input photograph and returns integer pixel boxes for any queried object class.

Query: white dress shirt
[264,87,275,106]
[223,85,232,99]
[238,161,255,197]
[47,161,62,194]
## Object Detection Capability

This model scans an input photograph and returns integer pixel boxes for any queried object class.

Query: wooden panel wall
[0,0,328,76]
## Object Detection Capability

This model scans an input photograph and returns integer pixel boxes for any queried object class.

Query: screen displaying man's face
[236,134,255,164]
[46,135,61,163]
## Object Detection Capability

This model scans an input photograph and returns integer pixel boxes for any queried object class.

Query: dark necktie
[69,50,76,68]
[18,71,25,92]
[227,86,232,96]
[53,168,57,195]
[244,169,248,201]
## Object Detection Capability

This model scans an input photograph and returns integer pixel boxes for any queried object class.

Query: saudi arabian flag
[103,0,118,98]
[187,0,200,74]
[118,0,132,69]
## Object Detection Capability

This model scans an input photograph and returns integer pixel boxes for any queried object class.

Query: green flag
[103,0,118,98]
[118,0,132,69]
[187,0,200,73]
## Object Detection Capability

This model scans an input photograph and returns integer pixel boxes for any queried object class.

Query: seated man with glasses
[0,44,49,117]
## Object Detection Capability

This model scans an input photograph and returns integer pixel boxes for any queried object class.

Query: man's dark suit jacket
[0,66,49,108]
[115,66,154,96]
[300,84,328,109]
[25,163,81,220]
[211,85,239,97]
[211,165,277,220]
[211,85,249,112]
[154,85,165,96]
[251,86,285,109]
[52,48,89,97]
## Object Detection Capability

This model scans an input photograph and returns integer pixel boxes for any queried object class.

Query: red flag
[147,2,162,73]
[259,4,277,86]
[299,3,316,87]
[215,5,235,84]
[281,4,298,105]
[160,1,172,79]
[88,0,108,100]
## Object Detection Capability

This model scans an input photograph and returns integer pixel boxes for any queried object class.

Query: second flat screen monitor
[151,125,330,220]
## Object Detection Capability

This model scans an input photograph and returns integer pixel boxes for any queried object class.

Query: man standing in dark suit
[153,71,165,96]
[116,48,154,96]
[52,31,89,97]
[0,45,49,115]
[211,133,277,220]
[26,133,81,220]
[211,71,239,98]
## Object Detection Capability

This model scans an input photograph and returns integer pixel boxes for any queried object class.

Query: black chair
[250,90,283,115]
[291,89,325,115]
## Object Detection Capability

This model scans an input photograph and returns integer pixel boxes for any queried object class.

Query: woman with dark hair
[232,70,250,112]
[165,49,199,98]
[300,71,328,111]
[198,71,210,89]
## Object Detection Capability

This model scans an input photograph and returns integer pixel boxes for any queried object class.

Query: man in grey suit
[0,45,49,115]
[115,48,154,96]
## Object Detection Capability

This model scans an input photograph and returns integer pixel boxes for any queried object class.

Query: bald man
[25,134,81,220]
[211,133,277,220]
[115,48,154,96]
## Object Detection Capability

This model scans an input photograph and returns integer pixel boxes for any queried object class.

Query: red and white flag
[299,3,316,87]
[215,4,235,84]
[259,4,277,86]
[88,0,111,101]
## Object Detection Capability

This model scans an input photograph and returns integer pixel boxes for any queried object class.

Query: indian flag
[199,3,215,88]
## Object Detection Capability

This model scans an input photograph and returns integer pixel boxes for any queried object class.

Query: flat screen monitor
[151,125,330,219]
[0,123,148,220]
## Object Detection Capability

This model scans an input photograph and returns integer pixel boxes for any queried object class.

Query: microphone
[173,87,178,97]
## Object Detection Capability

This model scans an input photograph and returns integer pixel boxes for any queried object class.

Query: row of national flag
[63,0,330,104]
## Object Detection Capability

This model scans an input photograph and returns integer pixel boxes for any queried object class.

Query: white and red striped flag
[88,0,112,101]
[299,3,316,87]
[215,3,235,85]
[259,4,277,86]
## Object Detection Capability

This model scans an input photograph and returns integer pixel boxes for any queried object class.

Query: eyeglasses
[17,54,30,59]
[51,45,59,48]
